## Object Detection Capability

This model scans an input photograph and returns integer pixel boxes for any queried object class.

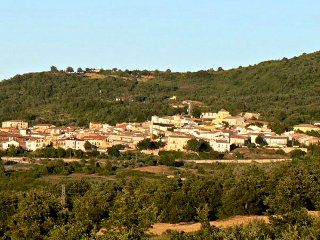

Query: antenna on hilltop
[61,184,66,206]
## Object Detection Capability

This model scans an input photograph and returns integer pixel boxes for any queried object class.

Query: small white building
[210,140,230,152]
[264,136,288,147]
[25,138,47,151]
[1,140,20,150]
[2,120,28,129]
[64,138,86,151]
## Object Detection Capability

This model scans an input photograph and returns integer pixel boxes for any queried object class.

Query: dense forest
[1,145,320,239]
[1,51,320,126]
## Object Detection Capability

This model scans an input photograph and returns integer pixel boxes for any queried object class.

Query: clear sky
[1,0,320,80]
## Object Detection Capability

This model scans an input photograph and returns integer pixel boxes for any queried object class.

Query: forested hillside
[1,51,320,126]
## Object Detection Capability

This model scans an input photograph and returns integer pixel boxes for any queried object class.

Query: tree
[290,149,306,159]
[106,187,157,239]
[0,159,5,176]
[6,145,21,157]
[185,139,200,152]
[198,140,212,152]
[255,135,267,146]
[77,67,83,73]
[66,66,74,73]
[8,190,63,239]
[107,146,120,157]
[50,65,58,72]
[57,147,66,158]
[137,138,158,150]
[84,141,92,151]
[184,139,212,152]
[158,154,175,166]
[192,107,202,118]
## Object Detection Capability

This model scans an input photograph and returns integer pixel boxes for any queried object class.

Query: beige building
[2,120,28,129]
[107,133,145,149]
[241,112,261,120]
[216,116,245,127]
[33,124,56,133]
[200,112,218,120]
[80,135,110,148]
[25,138,47,151]
[64,138,86,151]
[293,124,320,133]
[216,109,231,119]
[264,136,288,147]
[89,122,103,130]
[1,140,20,150]
[166,135,194,151]
[230,135,250,147]
[210,139,230,152]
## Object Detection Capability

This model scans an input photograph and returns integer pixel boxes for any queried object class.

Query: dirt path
[150,212,320,235]
[132,166,173,175]
[149,215,269,235]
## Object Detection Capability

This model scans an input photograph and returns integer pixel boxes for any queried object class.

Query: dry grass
[150,211,320,236]
[39,173,116,183]
[132,166,174,175]
[84,73,107,79]
[149,215,269,235]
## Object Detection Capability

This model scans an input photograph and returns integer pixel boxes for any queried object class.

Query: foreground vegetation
[1,144,320,239]
[1,51,320,126]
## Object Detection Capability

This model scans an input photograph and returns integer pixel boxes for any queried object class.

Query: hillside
[1,51,320,126]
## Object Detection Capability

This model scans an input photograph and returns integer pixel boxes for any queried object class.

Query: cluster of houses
[0,109,319,154]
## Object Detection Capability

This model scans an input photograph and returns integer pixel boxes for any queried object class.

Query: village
[0,109,319,157]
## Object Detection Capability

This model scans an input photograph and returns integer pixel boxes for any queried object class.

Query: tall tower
[187,102,192,117]
[150,120,154,141]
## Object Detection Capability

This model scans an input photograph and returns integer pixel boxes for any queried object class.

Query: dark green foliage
[107,145,122,157]
[66,66,74,73]
[158,154,176,166]
[3,151,320,238]
[84,141,92,150]
[137,138,163,150]
[290,149,307,159]
[2,51,320,126]
[255,135,267,146]
[8,190,64,239]
[50,65,58,72]
[184,139,212,152]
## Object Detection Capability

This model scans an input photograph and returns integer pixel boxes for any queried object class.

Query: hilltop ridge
[1,51,320,126]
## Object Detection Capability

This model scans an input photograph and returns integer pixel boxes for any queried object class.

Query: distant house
[241,112,261,120]
[200,112,218,120]
[64,138,86,151]
[33,124,56,133]
[166,135,194,151]
[218,116,245,127]
[2,120,28,129]
[264,136,288,147]
[107,133,145,149]
[230,135,250,147]
[80,135,110,148]
[293,124,320,133]
[1,140,20,150]
[89,122,103,130]
[25,138,47,151]
[293,134,320,146]
[217,109,232,119]
[210,139,230,152]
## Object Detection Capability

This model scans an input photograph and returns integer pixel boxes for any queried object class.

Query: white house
[64,138,86,151]
[1,140,20,150]
[210,140,230,152]
[264,136,288,147]
[25,138,47,151]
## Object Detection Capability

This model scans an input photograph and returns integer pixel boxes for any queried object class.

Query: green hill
[1,51,320,127]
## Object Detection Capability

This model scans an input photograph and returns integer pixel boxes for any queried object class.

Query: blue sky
[1,0,320,80]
